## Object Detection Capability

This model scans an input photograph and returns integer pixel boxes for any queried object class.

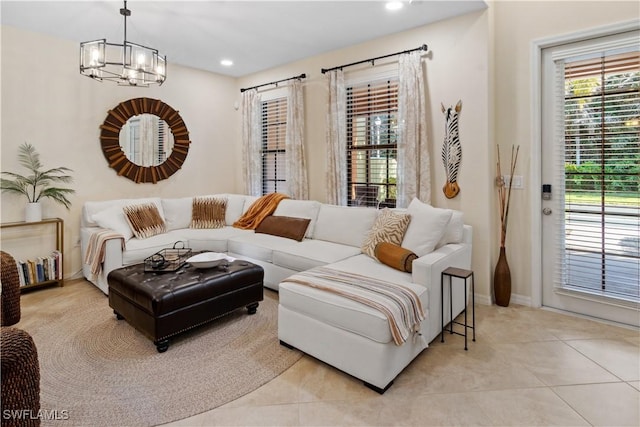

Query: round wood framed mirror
[100,97,190,183]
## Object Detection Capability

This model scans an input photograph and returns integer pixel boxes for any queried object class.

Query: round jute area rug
[26,287,301,427]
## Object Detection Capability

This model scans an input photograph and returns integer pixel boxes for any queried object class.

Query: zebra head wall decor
[441,100,462,199]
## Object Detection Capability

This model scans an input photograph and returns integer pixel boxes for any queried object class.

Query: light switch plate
[503,175,524,189]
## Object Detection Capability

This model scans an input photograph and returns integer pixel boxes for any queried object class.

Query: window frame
[260,96,288,195]
[532,20,639,314]
[345,76,399,208]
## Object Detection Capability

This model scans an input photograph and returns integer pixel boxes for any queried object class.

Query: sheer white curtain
[397,51,430,207]
[241,89,262,196]
[285,80,308,199]
[325,69,347,205]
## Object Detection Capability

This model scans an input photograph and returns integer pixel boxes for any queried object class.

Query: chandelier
[79,1,166,86]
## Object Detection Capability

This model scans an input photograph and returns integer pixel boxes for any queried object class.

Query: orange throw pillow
[374,242,418,273]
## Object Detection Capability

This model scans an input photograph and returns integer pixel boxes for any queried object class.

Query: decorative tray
[144,241,192,272]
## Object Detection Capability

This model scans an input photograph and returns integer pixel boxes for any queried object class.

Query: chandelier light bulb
[385,1,404,11]
[90,48,100,64]
[137,53,146,69]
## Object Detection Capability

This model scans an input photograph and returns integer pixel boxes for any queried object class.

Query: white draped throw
[397,51,430,206]
[241,89,262,197]
[325,70,348,206]
[285,80,309,200]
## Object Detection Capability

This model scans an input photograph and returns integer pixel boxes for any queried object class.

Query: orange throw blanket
[233,192,289,230]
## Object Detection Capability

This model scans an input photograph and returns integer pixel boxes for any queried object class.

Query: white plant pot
[25,202,43,222]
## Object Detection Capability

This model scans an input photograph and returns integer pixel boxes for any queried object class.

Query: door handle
[543,207,552,215]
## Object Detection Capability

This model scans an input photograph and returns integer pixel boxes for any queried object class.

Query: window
[261,97,287,195]
[562,49,639,299]
[346,78,398,207]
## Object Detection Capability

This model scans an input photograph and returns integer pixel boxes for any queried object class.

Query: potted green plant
[1,142,75,222]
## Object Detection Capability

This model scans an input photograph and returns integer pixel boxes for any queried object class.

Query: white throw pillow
[273,199,321,238]
[313,204,378,248]
[436,210,465,248]
[224,194,250,225]
[401,198,453,257]
[91,205,134,240]
[161,197,193,231]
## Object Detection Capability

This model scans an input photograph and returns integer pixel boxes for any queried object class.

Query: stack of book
[16,250,62,287]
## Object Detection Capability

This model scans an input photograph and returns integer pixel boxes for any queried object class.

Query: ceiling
[1,1,487,77]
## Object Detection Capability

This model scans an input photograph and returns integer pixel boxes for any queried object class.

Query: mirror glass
[119,114,174,167]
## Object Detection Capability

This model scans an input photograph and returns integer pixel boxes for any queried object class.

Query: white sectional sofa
[80,193,472,392]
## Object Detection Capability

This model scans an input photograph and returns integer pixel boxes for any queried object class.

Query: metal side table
[441,267,475,350]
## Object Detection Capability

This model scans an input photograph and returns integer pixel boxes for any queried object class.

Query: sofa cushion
[375,242,417,273]
[273,199,321,238]
[242,196,259,214]
[361,208,411,258]
[227,233,300,263]
[223,194,250,226]
[313,204,379,248]
[177,227,252,252]
[436,210,465,248]
[279,255,425,344]
[83,197,164,228]
[401,198,453,257]
[123,203,167,239]
[272,239,361,272]
[255,216,310,242]
[190,196,227,229]
[122,231,189,266]
[91,205,134,241]
[161,197,193,231]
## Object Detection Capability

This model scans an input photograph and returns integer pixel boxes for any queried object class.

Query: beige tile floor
[20,280,640,426]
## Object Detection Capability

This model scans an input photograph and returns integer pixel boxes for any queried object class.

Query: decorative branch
[496,144,520,247]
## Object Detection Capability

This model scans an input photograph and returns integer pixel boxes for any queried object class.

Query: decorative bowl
[186,252,227,269]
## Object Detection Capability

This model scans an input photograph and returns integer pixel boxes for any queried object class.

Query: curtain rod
[321,44,428,74]
[240,73,307,93]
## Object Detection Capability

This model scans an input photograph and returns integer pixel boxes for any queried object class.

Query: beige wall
[1,25,239,278]
[492,0,639,304]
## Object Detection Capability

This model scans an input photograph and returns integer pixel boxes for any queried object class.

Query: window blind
[261,97,288,195]
[561,49,639,299]
[346,77,398,207]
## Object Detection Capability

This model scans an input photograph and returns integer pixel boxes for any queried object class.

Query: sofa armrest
[80,227,125,294]
[411,242,472,343]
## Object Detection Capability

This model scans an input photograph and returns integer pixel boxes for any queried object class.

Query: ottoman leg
[113,310,124,320]
[155,339,169,353]
[246,302,259,315]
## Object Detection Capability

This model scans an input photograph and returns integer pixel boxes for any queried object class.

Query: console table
[0,218,64,292]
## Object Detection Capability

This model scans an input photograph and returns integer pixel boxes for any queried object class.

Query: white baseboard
[473,292,532,307]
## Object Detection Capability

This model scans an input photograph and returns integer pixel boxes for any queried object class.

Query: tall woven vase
[493,246,511,307]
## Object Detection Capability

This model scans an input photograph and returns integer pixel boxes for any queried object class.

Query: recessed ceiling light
[385,1,404,11]
[220,59,233,67]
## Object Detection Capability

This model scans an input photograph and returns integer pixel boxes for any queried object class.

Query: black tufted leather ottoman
[107,259,264,352]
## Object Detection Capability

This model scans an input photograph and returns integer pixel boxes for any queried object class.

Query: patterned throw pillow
[361,208,411,258]
[190,197,227,229]
[123,203,167,239]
